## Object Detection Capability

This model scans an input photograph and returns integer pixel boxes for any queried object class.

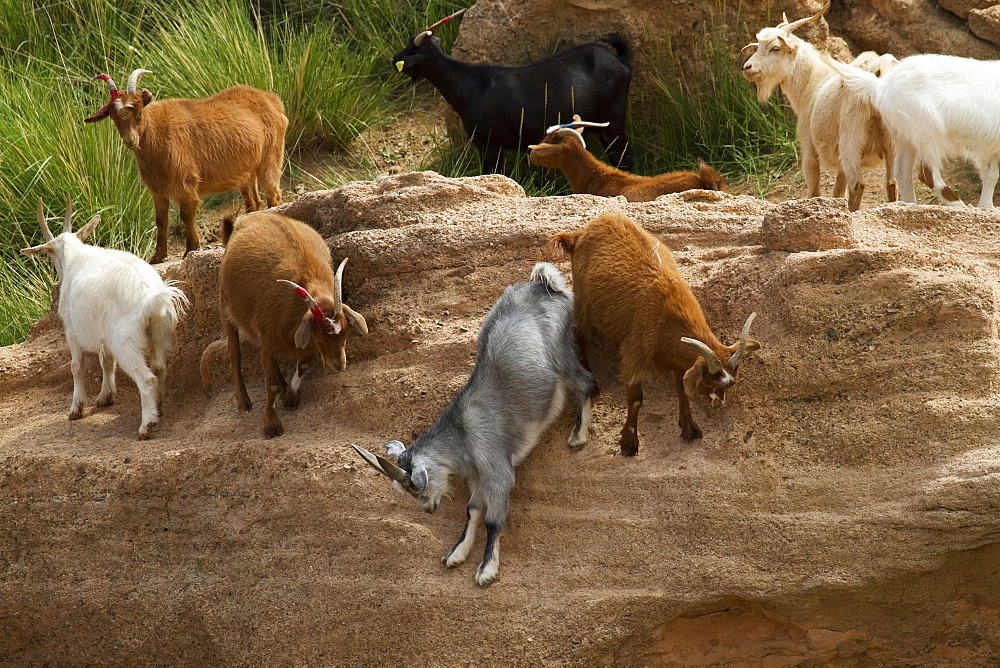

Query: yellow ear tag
[395,61,405,72]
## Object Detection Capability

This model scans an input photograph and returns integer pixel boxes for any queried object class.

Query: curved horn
[413,30,433,47]
[333,257,347,317]
[278,279,328,325]
[545,119,610,135]
[352,444,409,483]
[680,337,725,375]
[783,1,830,33]
[414,7,467,45]
[84,74,121,123]
[36,199,54,242]
[126,68,152,94]
[556,127,587,148]
[62,194,73,234]
[727,312,758,371]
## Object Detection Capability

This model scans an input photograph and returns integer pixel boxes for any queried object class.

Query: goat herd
[17,4,998,585]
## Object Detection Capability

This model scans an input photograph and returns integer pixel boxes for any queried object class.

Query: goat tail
[529,262,572,297]
[220,214,237,246]
[601,34,632,68]
[543,231,582,261]
[824,53,881,105]
[143,281,190,353]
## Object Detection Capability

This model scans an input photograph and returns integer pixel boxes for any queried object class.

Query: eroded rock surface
[4,172,1000,662]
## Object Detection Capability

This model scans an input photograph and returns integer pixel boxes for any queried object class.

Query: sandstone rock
[969,4,1000,44]
[939,0,998,20]
[760,197,857,252]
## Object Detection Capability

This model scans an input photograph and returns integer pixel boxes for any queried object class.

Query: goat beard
[754,80,778,104]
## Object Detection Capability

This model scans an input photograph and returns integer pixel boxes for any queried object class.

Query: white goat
[21,198,188,439]
[830,53,1000,207]
[741,1,899,211]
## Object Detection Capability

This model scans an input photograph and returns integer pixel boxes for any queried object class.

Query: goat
[829,53,1000,207]
[545,212,759,455]
[741,2,899,211]
[393,9,633,173]
[217,211,368,438]
[85,70,288,264]
[528,117,724,200]
[20,197,188,439]
[352,262,597,586]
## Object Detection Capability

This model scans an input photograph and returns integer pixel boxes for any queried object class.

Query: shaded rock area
[4,172,1000,662]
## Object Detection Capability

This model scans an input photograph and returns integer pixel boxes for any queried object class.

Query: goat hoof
[96,394,115,407]
[264,421,284,439]
[148,253,166,265]
[443,550,466,568]
[283,392,300,409]
[619,436,639,457]
[137,429,152,441]
[475,564,499,587]
[68,407,84,420]
[680,425,703,440]
[237,398,252,413]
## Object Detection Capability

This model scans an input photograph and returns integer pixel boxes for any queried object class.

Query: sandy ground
[5,158,1000,662]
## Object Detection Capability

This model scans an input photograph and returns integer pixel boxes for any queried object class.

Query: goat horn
[333,257,347,317]
[783,1,830,33]
[126,69,153,94]
[62,194,73,234]
[93,73,120,98]
[36,199,54,242]
[556,127,587,149]
[545,120,610,134]
[352,444,409,483]
[680,337,725,375]
[278,278,339,334]
[413,7,467,45]
[727,312,758,371]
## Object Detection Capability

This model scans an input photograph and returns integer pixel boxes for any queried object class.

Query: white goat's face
[741,28,798,103]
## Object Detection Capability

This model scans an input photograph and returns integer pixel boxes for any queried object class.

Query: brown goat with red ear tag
[85,70,287,264]
[218,212,368,438]
[545,211,759,455]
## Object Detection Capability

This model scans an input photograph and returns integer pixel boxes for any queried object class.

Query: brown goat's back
[550,212,721,382]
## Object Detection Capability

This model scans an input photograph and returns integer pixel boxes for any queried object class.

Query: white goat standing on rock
[741,1,899,211]
[21,198,188,440]
[830,53,1000,207]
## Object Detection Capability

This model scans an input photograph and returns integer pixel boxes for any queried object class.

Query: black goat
[393,10,633,173]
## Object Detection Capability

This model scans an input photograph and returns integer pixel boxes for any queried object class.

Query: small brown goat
[528,119,724,201]
[86,70,288,264]
[545,212,759,455]
[218,211,368,438]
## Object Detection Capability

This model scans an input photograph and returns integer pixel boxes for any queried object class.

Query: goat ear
[140,89,152,105]
[75,215,101,242]
[84,104,112,123]
[342,304,369,336]
[385,440,407,458]
[411,466,429,494]
[294,310,314,349]
[528,143,560,156]
[740,43,758,56]
[775,34,796,51]
[21,243,53,256]
[682,359,706,398]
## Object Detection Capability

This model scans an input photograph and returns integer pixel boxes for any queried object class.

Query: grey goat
[353,262,597,586]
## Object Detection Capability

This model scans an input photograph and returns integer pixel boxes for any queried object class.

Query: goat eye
[769,45,781,52]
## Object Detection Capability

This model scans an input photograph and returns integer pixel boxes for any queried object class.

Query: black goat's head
[393,7,466,77]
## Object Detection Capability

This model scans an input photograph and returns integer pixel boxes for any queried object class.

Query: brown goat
[528,122,724,202]
[218,211,368,438]
[85,70,288,264]
[545,212,759,455]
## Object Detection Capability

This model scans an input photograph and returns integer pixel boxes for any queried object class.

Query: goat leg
[618,381,644,456]
[444,497,482,568]
[261,350,285,439]
[150,195,170,264]
[95,344,117,407]
[67,341,86,420]
[222,317,252,413]
[178,194,201,257]
[675,373,703,441]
